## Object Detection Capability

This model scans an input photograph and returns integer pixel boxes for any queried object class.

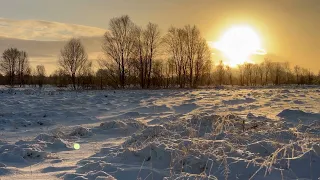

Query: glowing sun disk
[213,25,266,67]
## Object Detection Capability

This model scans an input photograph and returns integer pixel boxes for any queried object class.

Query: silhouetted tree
[131,23,161,88]
[0,73,5,85]
[59,38,89,90]
[144,23,161,88]
[0,48,20,86]
[164,27,189,88]
[243,63,254,85]
[36,65,46,88]
[264,58,273,85]
[16,51,29,87]
[215,60,225,86]
[102,15,136,88]
[294,65,301,84]
[194,39,211,87]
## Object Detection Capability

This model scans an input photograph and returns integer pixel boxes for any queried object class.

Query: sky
[0,0,320,73]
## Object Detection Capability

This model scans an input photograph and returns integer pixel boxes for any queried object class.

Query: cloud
[0,18,107,73]
[0,18,106,41]
[0,36,103,74]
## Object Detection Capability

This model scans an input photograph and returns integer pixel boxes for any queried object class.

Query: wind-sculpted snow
[72,112,320,179]
[0,86,319,179]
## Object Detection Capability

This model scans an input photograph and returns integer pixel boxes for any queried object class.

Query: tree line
[1,15,320,89]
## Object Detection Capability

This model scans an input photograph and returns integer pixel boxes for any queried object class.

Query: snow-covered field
[0,86,319,180]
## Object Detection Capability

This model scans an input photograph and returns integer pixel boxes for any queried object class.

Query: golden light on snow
[74,143,80,150]
[211,25,266,67]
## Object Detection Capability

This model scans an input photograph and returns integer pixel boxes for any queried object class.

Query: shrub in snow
[162,114,237,138]
[123,125,174,147]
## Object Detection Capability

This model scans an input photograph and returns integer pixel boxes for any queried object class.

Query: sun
[211,25,266,67]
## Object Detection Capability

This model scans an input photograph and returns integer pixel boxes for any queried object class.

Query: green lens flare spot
[74,143,80,150]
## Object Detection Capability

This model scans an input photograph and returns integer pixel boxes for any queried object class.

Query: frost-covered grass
[0,86,319,179]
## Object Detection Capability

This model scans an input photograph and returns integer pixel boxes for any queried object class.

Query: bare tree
[51,69,69,87]
[225,65,233,85]
[272,62,283,85]
[184,25,201,87]
[78,61,93,89]
[252,64,260,86]
[294,65,301,84]
[194,39,211,87]
[132,26,146,88]
[102,15,136,88]
[238,64,245,86]
[0,48,20,86]
[264,58,273,85]
[164,27,188,88]
[215,60,225,86]
[17,51,29,87]
[257,63,265,85]
[59,38,88,90]
[131,23,161,88]
[0,73,5,85]
[36,65,46,88]
[243,63,254,86]
[144,23,161,88]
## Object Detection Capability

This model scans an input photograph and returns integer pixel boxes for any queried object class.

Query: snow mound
[0,143,46,164]
[121,143,174,169]
[172,103,198,114]
[69,126,93,137]
[95,176,116,180]
[76,162,109,174]
[247,141,280,157]
[277,109,320,125]
[276,149,320,179]
[98,119,146,135]
[147,114,178,125]
[35,134,72,151]
[66,162,118,180]
[1,117,54,129]
[99,121,127,129]
[0,167,15,176]
[222,97,256,105]
[64,171,116,180]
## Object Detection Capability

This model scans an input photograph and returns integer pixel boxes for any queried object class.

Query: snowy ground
[0,86,319,180]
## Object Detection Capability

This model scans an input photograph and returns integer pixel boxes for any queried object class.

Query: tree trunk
[72,73,76,90]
